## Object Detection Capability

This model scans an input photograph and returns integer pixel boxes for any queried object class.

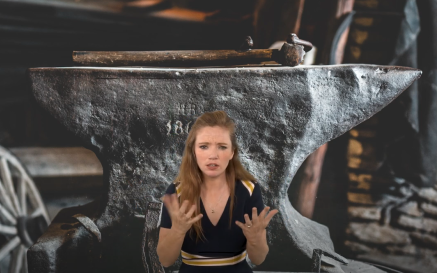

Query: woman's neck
[202,175,228,192]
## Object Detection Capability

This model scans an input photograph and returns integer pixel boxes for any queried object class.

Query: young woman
[157,111,278,272]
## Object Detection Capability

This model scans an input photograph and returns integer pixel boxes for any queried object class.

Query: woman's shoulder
[236,179,258,197]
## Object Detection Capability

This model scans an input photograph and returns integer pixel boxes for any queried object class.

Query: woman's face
[194,126,234,180]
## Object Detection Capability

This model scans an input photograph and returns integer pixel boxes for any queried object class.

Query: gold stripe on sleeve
[175,184,181,197]
[241,180,254,196]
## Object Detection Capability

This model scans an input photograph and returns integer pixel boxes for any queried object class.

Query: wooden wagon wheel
[0,146,50,273]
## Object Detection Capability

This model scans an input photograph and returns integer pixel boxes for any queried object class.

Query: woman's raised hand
[163,194,203,236]
[235,207,278,246]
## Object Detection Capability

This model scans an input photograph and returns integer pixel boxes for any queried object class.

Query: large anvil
[28,64,420,273]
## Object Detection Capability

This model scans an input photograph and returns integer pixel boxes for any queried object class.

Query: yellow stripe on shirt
[175,183,181,197]
[181,250,247,266]
[241,180,254,196]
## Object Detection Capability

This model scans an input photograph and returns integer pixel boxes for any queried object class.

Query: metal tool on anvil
[72,33,313,67]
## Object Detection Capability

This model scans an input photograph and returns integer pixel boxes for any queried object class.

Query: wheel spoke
[0,158,22,216]
[21,245,28,273]
[0,224,17,235]
[0,236,20,261]
[8,245,23,273]
[25,179,50,224]
[24,178,38,211]
[0,204,16,225]
[17,176,26,216]
[29,207,43,219]
[0,180,17,217]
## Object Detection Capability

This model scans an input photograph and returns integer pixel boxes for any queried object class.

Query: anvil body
[28,65,421,273]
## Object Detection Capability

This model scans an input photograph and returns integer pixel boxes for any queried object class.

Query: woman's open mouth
[206,164,219,170]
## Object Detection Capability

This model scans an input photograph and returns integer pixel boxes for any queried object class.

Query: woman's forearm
[157,228,186,267]
[246,229,269,265]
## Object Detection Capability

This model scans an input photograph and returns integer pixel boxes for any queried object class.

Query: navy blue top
[160,180,265,273]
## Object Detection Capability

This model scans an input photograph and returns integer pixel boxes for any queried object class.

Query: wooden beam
[9,147,103,177]
[9,147,103,193]
[320,0,355,64]
[295,143,328,218]
[254,0,306,49]
[295,0,354,219]
[333,0,355,64]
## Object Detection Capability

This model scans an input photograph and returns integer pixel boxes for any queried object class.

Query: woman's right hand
[163,193,203,236]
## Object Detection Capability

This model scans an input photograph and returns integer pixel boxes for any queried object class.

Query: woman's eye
[199,145,207,149]
[219,146,227,150]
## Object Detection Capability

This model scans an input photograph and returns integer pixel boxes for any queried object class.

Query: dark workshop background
[0,0,436,272]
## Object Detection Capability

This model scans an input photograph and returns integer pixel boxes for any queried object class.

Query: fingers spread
[244,214,251,225]
[163,194,176,212]
[163,194,171,207]
[264,209,279,226]
[170,194,179,210]
[259,206,270,219]
[235,221,246,230]
[186,204,196,218]
[179,200,189,214]
[251,207,258,224]
[188,214,203,225]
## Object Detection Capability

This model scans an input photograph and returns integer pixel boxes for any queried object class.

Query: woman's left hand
[235,207,278,246]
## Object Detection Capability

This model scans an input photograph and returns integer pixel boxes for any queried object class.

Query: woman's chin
[202,170,225,179]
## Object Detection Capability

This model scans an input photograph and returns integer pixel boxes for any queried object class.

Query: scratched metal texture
[27,65,421,273]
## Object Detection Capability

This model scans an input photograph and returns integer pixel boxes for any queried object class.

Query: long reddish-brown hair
[175,111,255,241]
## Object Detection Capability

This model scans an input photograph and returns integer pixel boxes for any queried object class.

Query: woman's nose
[208,148,218,159]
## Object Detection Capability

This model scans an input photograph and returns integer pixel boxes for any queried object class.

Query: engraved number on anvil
[166,120,192,135]
[176,103,197,115]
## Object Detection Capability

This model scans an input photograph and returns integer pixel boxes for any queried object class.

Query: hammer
[72,34,313,67]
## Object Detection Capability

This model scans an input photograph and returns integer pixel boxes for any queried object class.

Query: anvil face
[29,65,420,272]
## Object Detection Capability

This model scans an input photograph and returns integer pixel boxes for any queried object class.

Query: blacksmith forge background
[0,0,436,272]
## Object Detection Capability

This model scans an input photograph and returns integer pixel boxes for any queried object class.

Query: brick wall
[344,116,437,272]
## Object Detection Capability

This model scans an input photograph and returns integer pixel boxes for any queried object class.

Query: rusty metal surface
[28,200,101,273]
[28,64,420,272]
[142,202,165,273]
[287,33,313,52]
[73,214,102,243]
[279,43,306,67]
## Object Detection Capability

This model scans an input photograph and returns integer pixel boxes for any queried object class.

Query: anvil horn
[265,65,421,271]
[28,64,421,273]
